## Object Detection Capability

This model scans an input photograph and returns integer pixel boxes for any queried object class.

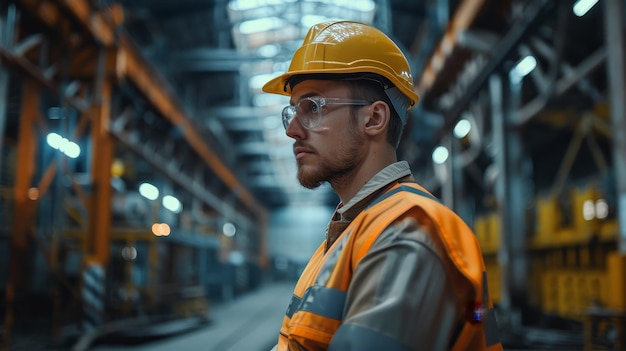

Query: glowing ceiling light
[573,0,599,17]
[249,73,278,90]
[152,222,171,236]
[510,55,536,83]
[304,0,375,12]
[46,132,81,159]
[223,222,237,237]
[583,200,595,220]
[64,142,81,158]
[453,119,472,139]
[228,0,296,11]
[257,44,280,58]
[432,146,449,164]
[595,199,609,219]
[301,15,340,28]
[162,195,182,213]
[46,133,62,148]
[121,246,137,260]
[139,182,159,200]
[239,17,284,34]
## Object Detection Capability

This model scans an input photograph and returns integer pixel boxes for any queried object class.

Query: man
[263,21,503,351]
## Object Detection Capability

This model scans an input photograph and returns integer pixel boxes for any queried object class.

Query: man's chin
[297,170,324,189]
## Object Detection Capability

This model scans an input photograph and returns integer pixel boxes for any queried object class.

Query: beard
[296,132,364,189]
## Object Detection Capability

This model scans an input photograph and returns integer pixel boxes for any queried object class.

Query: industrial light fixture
[257,44,280,58]
[583,198,610,220]
[152,222,171,236]
[453,119,472,139]
[223,222,237,237]
[121,246,138,260]
[510,55,537,83]
[239,17,285,35]
[46,132,81,159]
[162,195,183,213]
[249,73,279,90]
[139,182,159,200]
[301,14,340,28]
[573,0,599,17]
[432,146,449,164]
[228,0,296,11]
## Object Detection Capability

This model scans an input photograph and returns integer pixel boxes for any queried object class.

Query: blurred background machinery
[0,0,625,350]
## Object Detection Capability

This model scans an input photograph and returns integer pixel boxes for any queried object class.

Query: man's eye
[310,102,319,114]
[299,100,316,115]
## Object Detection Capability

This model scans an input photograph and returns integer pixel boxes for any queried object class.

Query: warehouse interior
[0,0,625,350]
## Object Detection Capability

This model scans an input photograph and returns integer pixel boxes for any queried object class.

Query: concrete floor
[89,281,295,351]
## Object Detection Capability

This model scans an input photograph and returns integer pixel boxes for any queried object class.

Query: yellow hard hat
[262,21,419,114]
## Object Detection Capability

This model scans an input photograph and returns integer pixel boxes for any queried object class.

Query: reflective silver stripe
[329,324,413,351]
[298,285,346,320]
[483,271,501,347]
[316,230,350,286]
[485,307,501,347]
[285,286,347,320]
[285,294,302,319]
[284,227,350,319]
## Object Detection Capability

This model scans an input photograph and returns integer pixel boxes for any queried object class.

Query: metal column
[490,73,529,313]
[87,48,114,266]
[0,68,7,170]
[604,0,626,253]
[0,4,16,181]
[2,79,40,351]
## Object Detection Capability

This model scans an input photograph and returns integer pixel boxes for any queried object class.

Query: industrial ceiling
[0,0,610,224]
[103,0,609,217]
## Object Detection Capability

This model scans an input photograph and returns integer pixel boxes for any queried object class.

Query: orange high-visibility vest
[276,182,503,351]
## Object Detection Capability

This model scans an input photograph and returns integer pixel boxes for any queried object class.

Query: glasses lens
[297,98,320,129]
[282,106,295,129]
[281,98,323,130]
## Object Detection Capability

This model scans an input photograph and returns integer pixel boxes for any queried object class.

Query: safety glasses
[282,97,372,130]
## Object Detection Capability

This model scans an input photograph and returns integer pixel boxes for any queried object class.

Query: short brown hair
[345,79,405,149]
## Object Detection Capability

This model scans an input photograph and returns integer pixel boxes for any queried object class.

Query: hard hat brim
[262,68,419,109]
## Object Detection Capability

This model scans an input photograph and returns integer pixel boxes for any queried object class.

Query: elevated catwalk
[90,281,295,351]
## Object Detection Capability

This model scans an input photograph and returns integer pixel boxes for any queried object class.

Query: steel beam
[117,38,265,218]
[439,0,552,132]
[166,48,265,72]
[51,0,123,47]
[110,129,251,227]
[417,0,488,93]
[516,47,607,126]
[25,0,266,221]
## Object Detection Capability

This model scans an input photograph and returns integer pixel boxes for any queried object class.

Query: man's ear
[364,101,390,136]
